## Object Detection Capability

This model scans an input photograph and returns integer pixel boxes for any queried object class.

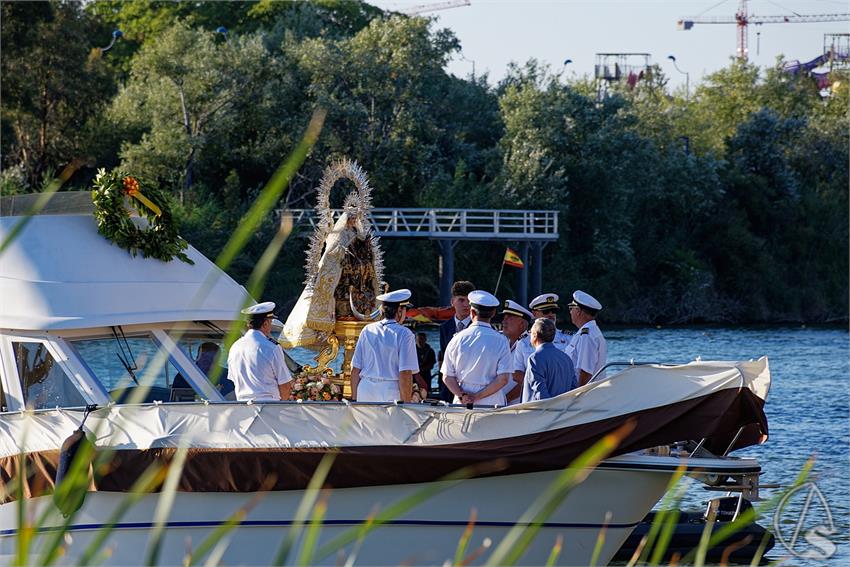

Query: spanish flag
[503,247,524,269]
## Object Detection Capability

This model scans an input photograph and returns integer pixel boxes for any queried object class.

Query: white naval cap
[241,301,276,317]
[529,293,560,311]
[377,288,413,306]
[468,290,500,308]
[568,290,602,311]
[270,318,284,332]
[502,299,533,321]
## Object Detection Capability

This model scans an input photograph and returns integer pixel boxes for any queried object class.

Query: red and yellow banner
[503,247,524,268]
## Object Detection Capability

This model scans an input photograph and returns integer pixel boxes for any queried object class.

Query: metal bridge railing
[279,208,559,241]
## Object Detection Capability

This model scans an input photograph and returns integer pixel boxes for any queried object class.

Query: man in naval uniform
[228,302,293,401]
[566,290,607,387]
[499,299,534,405]
[437,280,475,402]
[528,293,571,353]
[441,290,513,406]
[350,289,419,403]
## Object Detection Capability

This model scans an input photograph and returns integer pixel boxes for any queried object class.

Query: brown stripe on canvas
[0,388,766,502]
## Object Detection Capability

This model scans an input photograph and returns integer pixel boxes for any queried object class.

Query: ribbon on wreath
[122,176,162,217]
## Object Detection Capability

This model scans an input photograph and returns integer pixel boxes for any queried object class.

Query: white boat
[0,195,771,565]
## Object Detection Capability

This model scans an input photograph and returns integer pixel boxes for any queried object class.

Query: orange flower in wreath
[122,176,140,196]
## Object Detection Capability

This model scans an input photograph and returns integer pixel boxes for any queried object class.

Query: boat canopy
[0,358,770,496]
[0,193,252,330]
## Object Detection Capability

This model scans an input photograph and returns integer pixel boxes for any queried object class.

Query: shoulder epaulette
[580,328,589,335]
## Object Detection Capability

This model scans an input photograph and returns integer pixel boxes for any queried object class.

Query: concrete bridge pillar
[438,240,457,306]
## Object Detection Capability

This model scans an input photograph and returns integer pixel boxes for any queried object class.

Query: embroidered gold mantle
[280,160,383,349]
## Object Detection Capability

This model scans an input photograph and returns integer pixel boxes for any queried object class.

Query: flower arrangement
[411,382,427,403]
[91,168,192,264]
[290,373,343,402]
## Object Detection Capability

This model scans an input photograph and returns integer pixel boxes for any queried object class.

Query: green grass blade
[205,109,324,389]
[647,466,687,566]
[75,462,168,566]
[185,479,275,566]
[484,422,633,566]
[201,536,233,567]
[215,108,325,272]
[295,490,329,566]
[38,436,99,566]
[145,446,190,566]
[341,509,377,567]
[749,529,773,567]
[453,508,477,566]
[0,160,80,257]
[589,511,612,567]
[680,454,814,565]
[272,451,337,566]
[694,509,714,567]
[544,534,563,567]
[624,536,647,567]
[245,216,293,300]
[314,459,509,562]
[15,445,30,566]
[637,464,686,565]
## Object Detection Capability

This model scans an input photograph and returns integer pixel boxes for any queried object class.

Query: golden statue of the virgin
[279,160,384,388]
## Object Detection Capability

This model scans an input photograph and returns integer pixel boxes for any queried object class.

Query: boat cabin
[0,193,253,411]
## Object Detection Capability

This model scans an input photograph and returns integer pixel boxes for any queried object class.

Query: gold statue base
[333,319,371,398]
[300,319,371,398]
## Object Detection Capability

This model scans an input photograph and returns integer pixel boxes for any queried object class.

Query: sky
[370,0,850,92]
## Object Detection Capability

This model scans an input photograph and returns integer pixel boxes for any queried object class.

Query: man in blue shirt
[522,318,577,403]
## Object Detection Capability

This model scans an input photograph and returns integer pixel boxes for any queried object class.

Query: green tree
[109,23,279,202]
[1,1,114,190]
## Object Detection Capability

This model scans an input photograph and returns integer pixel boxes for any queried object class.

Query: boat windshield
[70,333,202,403]
[173,334,234,399]
[13,341,86,410]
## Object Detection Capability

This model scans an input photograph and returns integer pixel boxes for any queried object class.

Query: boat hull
[0,465,674,566]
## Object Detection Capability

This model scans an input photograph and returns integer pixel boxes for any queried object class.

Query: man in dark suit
[437,280,475,401]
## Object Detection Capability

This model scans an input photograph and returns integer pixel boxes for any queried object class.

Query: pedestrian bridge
[279,208,560,305]
[281,208,558,241]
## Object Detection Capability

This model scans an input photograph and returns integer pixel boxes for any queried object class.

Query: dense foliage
[2,1,846,323]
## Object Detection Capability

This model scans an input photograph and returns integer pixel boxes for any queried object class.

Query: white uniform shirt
[501,333,534,406]
[228,329,292,401]
[512,334,535,374]
[441,321,513,406]
[553,328,572,353]
[566,320,607,382]
[352,319,419,402]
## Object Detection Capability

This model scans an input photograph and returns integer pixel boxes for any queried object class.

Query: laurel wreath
[91,168,193,264]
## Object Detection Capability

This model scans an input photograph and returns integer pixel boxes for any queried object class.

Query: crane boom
[401,0,471,16]
[679,13,850,26]
[678,0,850,59]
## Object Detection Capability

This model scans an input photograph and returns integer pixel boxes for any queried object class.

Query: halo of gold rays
[303,159,384,293]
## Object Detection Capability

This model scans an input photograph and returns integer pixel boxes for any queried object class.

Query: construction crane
[400,0,471,16]
[678,0,850,60]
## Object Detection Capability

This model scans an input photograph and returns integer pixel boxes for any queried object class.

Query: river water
[290,325,849,565]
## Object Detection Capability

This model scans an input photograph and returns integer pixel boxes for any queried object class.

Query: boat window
[12,342,87,409]
[174,335,234,399]
[70,335,199,403]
